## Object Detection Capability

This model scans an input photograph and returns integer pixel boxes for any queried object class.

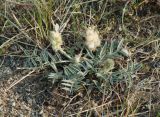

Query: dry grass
[0,0,160,116]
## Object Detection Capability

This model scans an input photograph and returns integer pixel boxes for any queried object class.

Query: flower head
[85,26,101,51]
[49,24,63,51]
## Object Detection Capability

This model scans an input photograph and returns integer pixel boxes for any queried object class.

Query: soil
[0,1,160,117]
[0,57,57,116]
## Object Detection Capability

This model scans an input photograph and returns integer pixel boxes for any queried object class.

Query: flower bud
[121,48,131,57]
[100,59,115,74]
[74,54,81,63]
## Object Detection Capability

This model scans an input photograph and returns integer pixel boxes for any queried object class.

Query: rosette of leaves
[48,39,141,93]
[21,39,141,93]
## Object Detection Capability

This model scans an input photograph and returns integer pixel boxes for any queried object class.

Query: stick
[5,69,36,91]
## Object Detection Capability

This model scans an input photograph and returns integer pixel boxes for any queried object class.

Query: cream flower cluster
[85,26,101,51]
[49,24,63,51]
[49,25,101,52]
